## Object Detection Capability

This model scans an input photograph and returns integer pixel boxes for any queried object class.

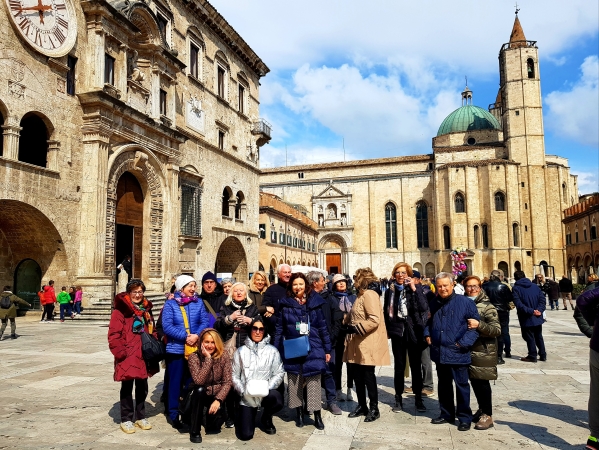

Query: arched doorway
[215,237,248,283]
[498,261,509,277]
[14,259,42,309]
[319,233,348,275]
[115,172,144,278]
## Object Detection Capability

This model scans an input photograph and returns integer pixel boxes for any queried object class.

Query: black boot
[189,433,202,443]
[364,406,380,423]
[313,410,324,430]
[295,407,304,428]
[415,396,426,413]
[348,405,368,418]
[262,414,276,435]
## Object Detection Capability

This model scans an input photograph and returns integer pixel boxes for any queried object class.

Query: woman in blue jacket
[274,273,331,430]
[162,275,210,429]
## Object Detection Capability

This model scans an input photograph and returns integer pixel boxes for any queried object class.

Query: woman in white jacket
[232,316,285,440]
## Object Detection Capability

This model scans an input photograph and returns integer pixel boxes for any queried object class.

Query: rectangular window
[217,67,225,98]
[66,55,76,95]
[576,232,579,243]
[591,226,597,240]
[287,235,292,246]
[159,89,167,116]
[270,230,277,243]
[584,229,588,241]
[566,234,571,245]
[180,182,202,237]
[482,224,489,248]
[279,233,285,245]
[218,130,225,150]
[238,83,245,114]
[190,43,199,78]
[157,14,168,41]
[104,54,115,85]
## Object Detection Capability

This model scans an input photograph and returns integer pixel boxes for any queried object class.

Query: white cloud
[545,56,599,146]
[572,170,599,195]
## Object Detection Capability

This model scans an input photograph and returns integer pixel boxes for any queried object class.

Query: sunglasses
[251,326,265,333]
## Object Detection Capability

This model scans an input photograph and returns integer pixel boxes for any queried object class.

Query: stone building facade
[563,193,599,284]
[260,16,578,280]
[0,0,270,306]
[258,192,319,282]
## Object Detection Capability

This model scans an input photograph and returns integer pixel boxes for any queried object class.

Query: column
[1,123,21,160]
[46,140,60,171]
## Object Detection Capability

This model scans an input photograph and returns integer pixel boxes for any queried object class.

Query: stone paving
[0,309,591,449]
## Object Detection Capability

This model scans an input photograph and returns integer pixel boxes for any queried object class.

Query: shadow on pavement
[508,400,588,429]
[495,420,582,449]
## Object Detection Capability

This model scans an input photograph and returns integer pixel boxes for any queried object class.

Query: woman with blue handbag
[274,273,331,430]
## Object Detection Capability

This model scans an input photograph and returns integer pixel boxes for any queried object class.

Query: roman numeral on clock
[18,17,30,34]
[34,29,43,46]
[9,0,22,14]
[56,16,68,30]
[55,2,66,9]
[53,27,66,44]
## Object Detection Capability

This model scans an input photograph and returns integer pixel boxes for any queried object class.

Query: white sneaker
[135,418,152,430]
[346,388,354,402]
[337,389,346,402]
[120,421,136,434]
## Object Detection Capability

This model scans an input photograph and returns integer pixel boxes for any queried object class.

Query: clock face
[5,0,77,57]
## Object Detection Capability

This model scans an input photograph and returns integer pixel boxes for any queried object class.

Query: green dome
[436,105,501,136]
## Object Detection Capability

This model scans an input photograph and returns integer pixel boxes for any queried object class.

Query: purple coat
[576,287,599,352]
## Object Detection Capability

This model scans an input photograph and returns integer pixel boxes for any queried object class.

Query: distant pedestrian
[38,286,51,322]
[73,286,83,316]
[545,277,560,310]
[1,286,31,340]
[483,270,514,364]
[558,275,574,310]
[512,271,547,363]
[57,286,74,322]
[118,255,133,281]
[44,281,57,320]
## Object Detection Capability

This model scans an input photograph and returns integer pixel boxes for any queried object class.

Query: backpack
[0,295,11,309]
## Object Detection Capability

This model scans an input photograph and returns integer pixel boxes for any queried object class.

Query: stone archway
[319,233,348,275]
[106,150,165,280]
[215,237,248,283]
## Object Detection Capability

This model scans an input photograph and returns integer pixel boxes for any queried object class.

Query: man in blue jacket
[512,270,547,362]
[425,272,479,431]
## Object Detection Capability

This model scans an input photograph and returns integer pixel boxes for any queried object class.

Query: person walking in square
[558,275,575,310]
[512,270,547,362]
[1,286,31,340]
[57,286,74,322]
[426,272,479,431]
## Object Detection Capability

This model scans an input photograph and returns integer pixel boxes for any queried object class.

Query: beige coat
[343,290,390,366]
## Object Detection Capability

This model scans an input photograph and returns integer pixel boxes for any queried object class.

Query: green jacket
[469,290,501,381]
[0,291,30,320]
[57,291,72,304]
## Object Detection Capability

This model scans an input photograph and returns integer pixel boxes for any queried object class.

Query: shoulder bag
[180,305,198,359]
[141,331,165,363]
[246,379,269,397]
[283,311,310,359]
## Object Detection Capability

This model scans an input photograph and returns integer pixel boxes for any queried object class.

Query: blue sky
[214,0,599,194]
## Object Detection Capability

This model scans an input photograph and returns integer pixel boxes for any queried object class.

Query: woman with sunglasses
[274,272,331,430]
[232,317,285,440]
[108,279,159,434]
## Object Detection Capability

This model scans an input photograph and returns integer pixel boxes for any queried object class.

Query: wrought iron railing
[252,119,272,137]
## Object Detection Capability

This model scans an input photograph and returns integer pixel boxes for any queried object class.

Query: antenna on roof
[515,2,520,15]
[465,76,468,88]
[343,137,345,162]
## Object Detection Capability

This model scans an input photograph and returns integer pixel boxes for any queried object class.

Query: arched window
[443,226,451,250]
[385,203,397,249]
[494,192,506,211]
[498,261,509,276]
[473,225,480,248]
[19,113,49,167]
[482,224,489,248]
[222,187,231,216]
[235,191,244,220]
[527,58,535,79]
[454,192,465,213]
[416,201,429,248]
[562,183,567,203]
[513,223,520,247]
[425,262,435,279]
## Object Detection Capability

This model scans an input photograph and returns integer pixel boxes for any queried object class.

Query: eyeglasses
[131,291,144,296]
[395,271,408,276]
[465,285,480,290]
[251,326,265,333]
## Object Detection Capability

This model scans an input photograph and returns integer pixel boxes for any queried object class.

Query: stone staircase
[75,292,166,322]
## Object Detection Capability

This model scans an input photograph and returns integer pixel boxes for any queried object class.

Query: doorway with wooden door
[115,172,144,279]
[326,253,342,275]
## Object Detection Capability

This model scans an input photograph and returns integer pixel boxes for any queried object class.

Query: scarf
[174,291,199,306]
[390,282,408,319]
[125,294,151,334]
[334,291,353,313]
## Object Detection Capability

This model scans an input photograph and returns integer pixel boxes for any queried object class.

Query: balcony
[252,118,272,147]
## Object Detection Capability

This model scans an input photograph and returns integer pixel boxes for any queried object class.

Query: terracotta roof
[259,192,318,230]
[509,16,527,48]
[260,154,433,173]
[440,159,519,169]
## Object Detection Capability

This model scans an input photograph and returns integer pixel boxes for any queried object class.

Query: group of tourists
[37,281,83,322]
[105,264,598,449]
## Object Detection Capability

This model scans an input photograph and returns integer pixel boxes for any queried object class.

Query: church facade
[0,0,269,306]
[260,17,578,280]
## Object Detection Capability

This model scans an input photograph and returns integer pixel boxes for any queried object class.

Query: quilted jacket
[469,291,501,380]
[162,298,210,354]
[425,292,480,365]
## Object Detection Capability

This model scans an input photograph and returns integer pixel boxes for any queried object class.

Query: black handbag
[141,332,165,362]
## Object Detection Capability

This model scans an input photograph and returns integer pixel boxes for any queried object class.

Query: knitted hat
[175,275,196,291]
[412,271,422,279]
[201,271,218,284]
[332,273,346,285]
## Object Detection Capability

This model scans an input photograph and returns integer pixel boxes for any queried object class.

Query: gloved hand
[346,325,359,335]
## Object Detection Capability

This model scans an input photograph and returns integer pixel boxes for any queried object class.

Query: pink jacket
[75,291,82,302]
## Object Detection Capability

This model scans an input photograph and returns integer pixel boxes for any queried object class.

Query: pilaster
[1,123,21,160]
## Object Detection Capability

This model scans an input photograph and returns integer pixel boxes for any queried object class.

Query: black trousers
[521,325,546,360]
[190,387,225,435]
[236,389,283,441]
[390,335,425,400]
[351,363,378,409]
[41,304,54,321]
[225,390,239,422]
[120,378,148,422]
[470,378,493,416]
[497,311,511,357]
[436,363,472,424]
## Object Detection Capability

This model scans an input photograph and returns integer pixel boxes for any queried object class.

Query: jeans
[421,346,434,390]
[390,335,425,399]
[321,348,337,404]
[120,378,148,422]
[59,303,71,320]
[521,325,546,361]
[470,378,492,416]
[497,310,511,357]
[73,302,81,314]
[235,389,283,441]
[351,363,378,409]
[436,363,472,424]
[334,337,354,389]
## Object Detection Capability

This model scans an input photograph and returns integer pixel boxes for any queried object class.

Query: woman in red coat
[108,279,158,434]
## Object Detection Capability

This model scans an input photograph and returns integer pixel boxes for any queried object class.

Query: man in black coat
[199,271,224,316]
[309,271,343,415]
[482,270,514,364]
[262,264,292,338]
[558,275,575,310]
